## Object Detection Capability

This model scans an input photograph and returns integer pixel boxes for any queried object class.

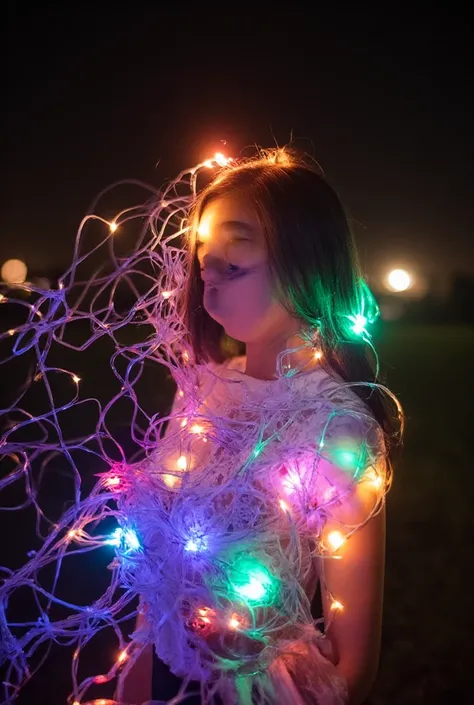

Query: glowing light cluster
[203,151,232,168]
[106,527,140,551]
[228,556,279,606]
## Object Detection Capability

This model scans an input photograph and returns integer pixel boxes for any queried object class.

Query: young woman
[119,149,403,705]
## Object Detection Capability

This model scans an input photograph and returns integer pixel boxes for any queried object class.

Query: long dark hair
[181,149,403,465]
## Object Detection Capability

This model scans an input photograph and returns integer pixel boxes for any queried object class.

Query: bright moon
[1,259,28,284]
[387,269,411,292]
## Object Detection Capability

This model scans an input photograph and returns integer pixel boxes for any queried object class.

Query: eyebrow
[216,220,255,236]
[195,220,256,247]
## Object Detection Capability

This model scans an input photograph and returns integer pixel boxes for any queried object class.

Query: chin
[221,323,258,345]
[204,306,260,343]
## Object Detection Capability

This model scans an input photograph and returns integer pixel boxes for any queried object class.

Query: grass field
[370,325,473,705]
[1,321,473,705]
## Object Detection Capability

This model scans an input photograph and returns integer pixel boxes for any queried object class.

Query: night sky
[4,5,473,293]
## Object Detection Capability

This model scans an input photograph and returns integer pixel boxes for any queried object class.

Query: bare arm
[117,610,153,704]
[320,482,386,705]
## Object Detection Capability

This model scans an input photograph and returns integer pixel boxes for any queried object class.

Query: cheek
[232,271,274,313]
[212,272,279,339]
[237,276,273,309]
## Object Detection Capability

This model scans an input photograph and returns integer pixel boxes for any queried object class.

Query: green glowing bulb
[345,280,380,341]
[229,556,279,607]
[330,444,366,477]
[351,314,368,336]
[251,442,264,459]
[333,449,359,470]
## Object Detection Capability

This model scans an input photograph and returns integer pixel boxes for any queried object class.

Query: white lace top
[126,355,386,703]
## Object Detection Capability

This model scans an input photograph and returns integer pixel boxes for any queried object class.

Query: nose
[199,254,225,284]
[200,267,224,287]
[200,267,217,284]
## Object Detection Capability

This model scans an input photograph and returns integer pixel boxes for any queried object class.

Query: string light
[228,613,245,630]
[364,467,384,490]
[229,557,279,606]
[106,527,140,551]
[163,473,180,488]
[351,314,367,336]
[0,149,400,704]
[214,152,229,167]
[280,463,304,494]
[117,649,128,664]
[176,455,188,470]
[327,530,346,551]
[184,524,209,553]
[203,152,231,169]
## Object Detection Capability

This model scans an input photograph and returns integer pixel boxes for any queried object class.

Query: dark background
[4,5,473,287]
[2,4,474,705]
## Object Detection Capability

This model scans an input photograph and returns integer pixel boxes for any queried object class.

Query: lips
[203,285,218,310]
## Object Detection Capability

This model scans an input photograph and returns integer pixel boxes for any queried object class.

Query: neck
[244,326,319,380]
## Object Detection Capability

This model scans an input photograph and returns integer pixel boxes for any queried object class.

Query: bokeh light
[1,258,28,284]
[386,268,411,292]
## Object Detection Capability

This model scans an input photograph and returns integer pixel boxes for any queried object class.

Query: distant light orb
[387,269,411,292]
[1,259,28,284]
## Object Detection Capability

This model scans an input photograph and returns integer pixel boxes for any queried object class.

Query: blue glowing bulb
[106,527,140,551]
[184,531,208,553]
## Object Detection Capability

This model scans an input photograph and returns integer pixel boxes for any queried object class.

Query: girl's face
[196,195,293,343]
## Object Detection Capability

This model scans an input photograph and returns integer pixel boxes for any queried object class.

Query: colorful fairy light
[0,149,402,705]
[228,613,245,630]
[330,600,344,612]
[176,455,188,470]
[228,556,279,607]
[327,531,346,552]
[106,527,140,551]
[351,314,368,336]
[184,528,209,553]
